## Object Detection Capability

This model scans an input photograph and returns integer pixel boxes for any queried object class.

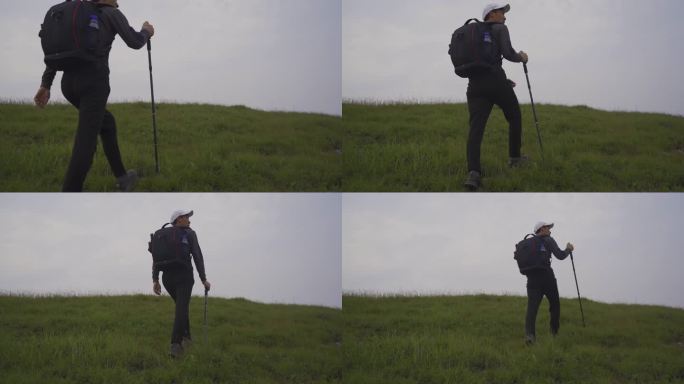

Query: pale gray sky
[343,193,684,309]
[343,0,684,116]
[0,193,341,308]
[1,0,341,115]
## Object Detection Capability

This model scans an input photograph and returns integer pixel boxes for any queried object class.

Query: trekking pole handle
[523,62,528,74]
[147,39,151,51]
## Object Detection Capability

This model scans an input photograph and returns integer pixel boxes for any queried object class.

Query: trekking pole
[523,62,544,160]
[147,39,160,174]
[569,252,586,327]
[204,287,208,344]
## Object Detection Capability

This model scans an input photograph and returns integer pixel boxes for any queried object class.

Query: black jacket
[536,235,570,269]
[486,22,523,67]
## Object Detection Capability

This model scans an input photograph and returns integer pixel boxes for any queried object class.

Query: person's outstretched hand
[34,87,50,108]
[202,280,211,292]
[567,243,575,252]
[153,281,161,295]
[519,51,529,63]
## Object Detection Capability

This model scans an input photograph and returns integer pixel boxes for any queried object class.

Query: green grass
[0,102,341,191]
[342,102,684,191]
[0,294,341,384]
[343,294,684,384]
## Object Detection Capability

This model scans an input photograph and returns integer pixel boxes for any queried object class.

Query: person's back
[39,0,153,90]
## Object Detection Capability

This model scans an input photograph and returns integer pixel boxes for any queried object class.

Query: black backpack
[39,0,105,71]
[513,234,545,275]
[448,19,500,78]
[148,224,191,270]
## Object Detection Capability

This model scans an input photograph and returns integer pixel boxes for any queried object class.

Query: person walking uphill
[151,209,211,358]
[462,3,529,190]
[34,0,155,192]
[519,222,574,345]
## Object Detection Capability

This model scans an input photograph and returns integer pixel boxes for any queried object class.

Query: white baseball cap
[170,209,193,224]
[482,3,510,20]
[534,221,554,233]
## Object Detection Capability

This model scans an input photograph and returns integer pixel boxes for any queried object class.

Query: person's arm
[152,263,160,282]
[188,230,211,291]
[492,24,524,63]
[34,66,57,108]
[544,236,572,260]
[188,230,207,282]
[101,7,152,49]
[149,235,160,282]
[40,66,57,89]
[152,264,161,295]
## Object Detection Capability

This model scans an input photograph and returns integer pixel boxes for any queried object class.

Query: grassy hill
[0,102,341,191]
[343,294,684,384]
[0,294,341,384]
[343,102,684,191]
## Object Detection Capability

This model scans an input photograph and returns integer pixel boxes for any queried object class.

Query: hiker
[523,222,574,345]
[152,209,211,358]
[33,0,154,192]
[462,3,528,190]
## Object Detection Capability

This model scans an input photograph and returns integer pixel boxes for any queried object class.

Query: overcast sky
[343,0,684,116]
[1,0,341,115]
[343,193,684,309]
[0,193,341,308]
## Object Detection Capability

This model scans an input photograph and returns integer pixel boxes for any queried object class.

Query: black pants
[61,66,126,192]
[466,70,522,173]
[525,269,560,337]
[162,266,195,344]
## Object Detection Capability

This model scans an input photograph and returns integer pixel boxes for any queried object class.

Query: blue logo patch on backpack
[483,31,492,43]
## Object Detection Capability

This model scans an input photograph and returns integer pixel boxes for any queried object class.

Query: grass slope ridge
[0,295,341,384]
[343,103,684,191]
[0,102,341,191]
[343,294,684,384]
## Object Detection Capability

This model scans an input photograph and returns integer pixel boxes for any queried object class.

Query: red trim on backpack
[72,1,82,49]
[470,25,479,65]
[172,228,180,261]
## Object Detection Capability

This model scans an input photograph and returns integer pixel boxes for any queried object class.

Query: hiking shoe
[181,337,193,350]
[116,170,138,192]
[463,171,482,191]
[508,155,530,168]
[169,343,183,358]
[525,334,536,346]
